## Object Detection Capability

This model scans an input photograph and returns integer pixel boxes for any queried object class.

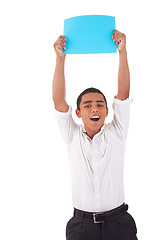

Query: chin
[91,124,104,131]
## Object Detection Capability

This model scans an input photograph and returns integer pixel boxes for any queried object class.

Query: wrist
[56,54,66,62]
[119,48,127,56]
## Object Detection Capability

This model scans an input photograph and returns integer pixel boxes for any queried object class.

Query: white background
[0,0,160,239]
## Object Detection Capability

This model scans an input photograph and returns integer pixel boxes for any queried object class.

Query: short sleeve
[53,105,78,145]
[108,97,133,142]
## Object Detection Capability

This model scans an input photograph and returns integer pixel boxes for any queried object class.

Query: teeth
[91,116,100,119]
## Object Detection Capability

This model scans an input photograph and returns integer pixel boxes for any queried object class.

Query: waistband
[74,203,128,223]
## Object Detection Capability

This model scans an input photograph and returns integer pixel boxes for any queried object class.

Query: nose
[91,108,98,112]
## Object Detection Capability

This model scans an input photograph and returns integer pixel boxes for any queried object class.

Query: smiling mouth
[90,116,100,122]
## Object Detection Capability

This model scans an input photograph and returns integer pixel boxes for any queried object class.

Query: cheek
[81,112,90,121]
[101,111,107,119]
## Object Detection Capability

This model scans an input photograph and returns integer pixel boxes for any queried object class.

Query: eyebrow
[83,100,105,104]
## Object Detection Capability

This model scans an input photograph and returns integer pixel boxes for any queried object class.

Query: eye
[84,105,91,108]
[97,104,103,107]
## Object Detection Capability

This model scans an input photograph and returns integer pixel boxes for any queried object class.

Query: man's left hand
[112,30,126,53]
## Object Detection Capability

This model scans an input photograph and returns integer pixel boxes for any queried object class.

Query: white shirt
[54,97,132,212]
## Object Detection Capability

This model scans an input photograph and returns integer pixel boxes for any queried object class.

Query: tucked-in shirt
[54,97,132,212]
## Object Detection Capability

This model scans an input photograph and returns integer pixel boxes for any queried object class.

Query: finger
[115,34,125,39]
[58,42,66,50]
[113,39,120,44]
[59,35,67,42]
[112,29,118,34]
[114,33,126,41]
[117,39,121,44]
[112,30,118,38]
[57,38,65,47]
[54,42,65,52]
[113,36,119,42]
[59,35,66,40]
[58,44,66,51]
[57,45,66,52]
[112,30,124,39]
[112,33,121,39]
[58,38,66,45]
[61,35,67,41]
[113,30,121,35]
[113,35,123,43]
[55,42,66,51]
[55,44,62,51]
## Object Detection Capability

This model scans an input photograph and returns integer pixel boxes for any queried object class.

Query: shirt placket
[92,139,101,212]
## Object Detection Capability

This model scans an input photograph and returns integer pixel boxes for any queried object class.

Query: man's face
[75,92,108,135]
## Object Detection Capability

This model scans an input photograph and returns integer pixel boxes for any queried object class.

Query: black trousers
[66,204,138,240]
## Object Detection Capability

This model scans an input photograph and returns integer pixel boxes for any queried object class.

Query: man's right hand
[53,35,67,58]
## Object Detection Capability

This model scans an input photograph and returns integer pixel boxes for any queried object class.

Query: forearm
[52,55,66,104]
[117,49,130,99]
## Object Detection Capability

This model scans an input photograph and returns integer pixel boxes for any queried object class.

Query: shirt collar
[80,124,106,139]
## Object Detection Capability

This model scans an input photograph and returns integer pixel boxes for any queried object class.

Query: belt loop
[78,210,84,219]
[74,208,84,219]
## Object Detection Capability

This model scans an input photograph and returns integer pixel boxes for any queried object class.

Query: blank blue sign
[62,15,117,54]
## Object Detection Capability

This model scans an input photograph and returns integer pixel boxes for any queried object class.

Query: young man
[52,30,138,240]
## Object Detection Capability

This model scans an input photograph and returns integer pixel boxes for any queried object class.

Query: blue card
[62,15,117,54]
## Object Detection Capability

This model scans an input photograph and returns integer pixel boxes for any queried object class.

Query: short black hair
[77,87,107,111]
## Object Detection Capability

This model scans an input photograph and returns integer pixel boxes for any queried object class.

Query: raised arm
[52,35,68,112]
[112,30,130,100]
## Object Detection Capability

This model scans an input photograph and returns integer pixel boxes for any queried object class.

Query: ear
[106,107,109,117]
[75,109,81,118]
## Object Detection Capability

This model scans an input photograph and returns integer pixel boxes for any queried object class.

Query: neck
[84,126,102,140]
